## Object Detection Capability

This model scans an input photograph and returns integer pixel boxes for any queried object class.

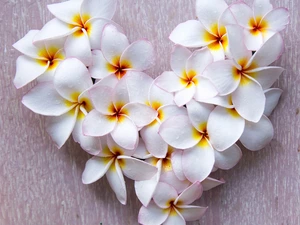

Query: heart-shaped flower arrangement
[13,0,289,224]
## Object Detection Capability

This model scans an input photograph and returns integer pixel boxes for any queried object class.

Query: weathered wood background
[1,0,299,224]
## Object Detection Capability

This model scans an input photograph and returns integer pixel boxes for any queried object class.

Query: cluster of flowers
[14,0,289,224]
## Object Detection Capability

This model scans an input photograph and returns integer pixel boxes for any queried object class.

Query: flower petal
[232,75,265,122]
[171,150,186,181]
[186,48,213,75]
[111,115,138,150]
[82,109,117,136]
[106,160,127,205]
[133,138,152,159]
[82,156,114,184]
[163,208,185,225]
[149,82,174,107]
[170,45,191,77]
[240,115,274,151]
[229,3,253,29]
[153,182,178,209]
[214,144,242,170]
[201,177,225,191]
[89,85,113,115]
[45,107,78,148]
[200,95,233,108]
[174,82,196,107]
[120,40,155,71]
[178,205,207,221]
[264,88,283,116]
[118,156,157,180]
[155,71,186,93]
[138,201,169,225]
[243,28,264,51]
[85,18,109,50]
[106,134,134,156]
[89,50,114,79]
[194,76,218,101]
[101,24,129,66]
[160,169,190,193]
[253,0,273,18]
[22,82,73,116]
[175,181,203,205]
[169,20,212,47]
[123,103,157,127]
[159,105,188,123]
[80,0,117,20]
[262,8,289,31]
[14,55,49,88]
[207,106,245,151]
[159,115,201,149]
[182,139,215,182]
[54,58,93,102]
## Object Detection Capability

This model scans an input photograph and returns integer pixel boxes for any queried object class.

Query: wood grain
[1,0,299,224]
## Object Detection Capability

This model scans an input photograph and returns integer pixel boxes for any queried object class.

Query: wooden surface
[1,0,299,224]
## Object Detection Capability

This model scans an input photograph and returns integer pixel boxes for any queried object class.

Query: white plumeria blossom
[82,135,157,205]
[155,45,217,107]
[33,0,117,66]
[83,71,157,150]
[89,24,155,80]
[229,0,289,50]
[138,182,207,225]
[203,25,284,123]
[13,30,65,88]
[169,0,237,60]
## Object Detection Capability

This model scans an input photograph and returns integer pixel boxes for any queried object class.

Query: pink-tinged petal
[45,107,78,148]
[13,30,44,59]
[182,139,215,182]
[253,0,273,18]
[112,75,130,105]
[226,25,252,64]
[175,181,203,205]
[133,138,152,159]
[209,43,226,61]
[170,45,191,77]
[229,3,253,29]
[186,48,213,75]
[106,160,127,205]
[89,50,114,79]
[47,1,82,25]
[232,75,265,122]
[89,85,113,115]
[186,100,214,133]
[214,144,242,170]
[178,205,207,221]
[207,106,245,151]
[169,20,213,47]
[247,33,284,68]
[243,28,264,51]
[240,115,274,151]
[106,134,134,157]
[83,109,117,136]
[72,118,102,155]
[138,201,169,225]
[159,105,188,123]
[54,58,93,102]
[64,29,92,66]
[155,71,186,93]
[171,150,186,181]
[22,82,73,116]
[14,55,49,88]
[94,73,119,89]
[120,40,155,71]
[201,95,233,108]
[196,0,228,33]
[85,18,109,50]
[263,8,289,31]
[118,156,157,180]
[201,177,225,191]
[264,88,283,116]
[174,83,196,107]
[111,115,138,150]
[33,18,79,43]
[80,0,117,20]
[149,81,174,107]
[160,168,190,193]
[203,60,240,96]
[141,122,168,158]
[194,76,218,101]
[163,208,185,225]
[123,103,157,127]
[159,115,201,149]
[82,156,114,184]
[218,7,237,30]
[153,182,178,209]
[97,136,114,157]
[101,24,129,66]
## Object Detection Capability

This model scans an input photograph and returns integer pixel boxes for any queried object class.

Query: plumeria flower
[169,0,236,60]
[229,0,289,50]
[155,45,217,107]
[22,58,101,153]
[264,88,283,117]
[203,25,284,122]
[89,24,155,80]
[159,100,242,182]
[33,0,117,66]
[13,30,65,88]
[83,71,157,150]
[140,81,187,158]
[82,135,157,205]
[138,182,207,225]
